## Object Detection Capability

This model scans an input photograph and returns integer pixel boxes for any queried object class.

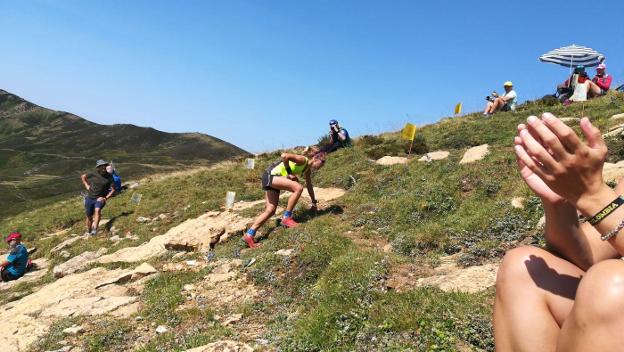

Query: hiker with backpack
[321,119,351,153]
[81,160,116,236]
[243,149,327,248]
[495,112,624,350]
[0,232,29,282]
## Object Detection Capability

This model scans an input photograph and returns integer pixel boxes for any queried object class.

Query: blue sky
[1,1,623,152]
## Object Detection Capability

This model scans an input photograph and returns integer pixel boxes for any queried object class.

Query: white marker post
[245,158,255,169]
[225,191,236,210]
[131,193,143,205]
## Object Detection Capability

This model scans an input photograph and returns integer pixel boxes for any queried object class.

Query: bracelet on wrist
[601,217,624,241]
[588,195,624,225]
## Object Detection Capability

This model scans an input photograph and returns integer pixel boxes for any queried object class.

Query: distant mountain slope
[0,89,248,218]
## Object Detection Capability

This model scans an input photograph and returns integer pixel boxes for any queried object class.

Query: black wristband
[284,164,293,175]
[588,195,624,225]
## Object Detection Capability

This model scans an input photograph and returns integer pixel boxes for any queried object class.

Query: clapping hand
[514,113,607,208]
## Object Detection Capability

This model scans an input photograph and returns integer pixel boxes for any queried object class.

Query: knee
[293,184,304,194]
[574,260,624,322]
[496,246,543,292]
[266,205,277,216]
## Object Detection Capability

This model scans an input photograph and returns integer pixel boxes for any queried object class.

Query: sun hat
[6,232,21,243]
[597,63,606,70]
[95,159,109,168]
[503,81,513,87]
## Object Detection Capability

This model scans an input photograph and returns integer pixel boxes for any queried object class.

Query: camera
[486,96,496,102]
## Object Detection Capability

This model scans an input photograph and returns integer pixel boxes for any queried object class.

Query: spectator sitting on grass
[588,63,612,98]
[483,81,517,116]
[557,65,586,102]
[0,232,29,282]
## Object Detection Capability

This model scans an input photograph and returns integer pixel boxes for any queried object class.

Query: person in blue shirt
[0,232,29,282]
[106,164,122,195]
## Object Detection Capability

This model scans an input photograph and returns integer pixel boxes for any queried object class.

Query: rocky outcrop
[0,264,157,352]
[53,248,108,278]
[97,211,251,264]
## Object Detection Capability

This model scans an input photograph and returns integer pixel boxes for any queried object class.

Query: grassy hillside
[1,92,623,351]
[0,89,249,218]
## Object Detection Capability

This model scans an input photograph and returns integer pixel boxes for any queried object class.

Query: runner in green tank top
[243,148,326,248]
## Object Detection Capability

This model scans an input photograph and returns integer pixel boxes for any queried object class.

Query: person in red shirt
[588,63,612,98]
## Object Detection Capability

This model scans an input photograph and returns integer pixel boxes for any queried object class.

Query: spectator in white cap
[588,63,612,98]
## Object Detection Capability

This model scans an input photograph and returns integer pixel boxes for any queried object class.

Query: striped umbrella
[539,44,605,68]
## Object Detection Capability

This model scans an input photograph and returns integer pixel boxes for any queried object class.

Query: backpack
[111,172,122,194]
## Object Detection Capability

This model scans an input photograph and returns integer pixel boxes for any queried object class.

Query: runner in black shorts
[243,148,326,248]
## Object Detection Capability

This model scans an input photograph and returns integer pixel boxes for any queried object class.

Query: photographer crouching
[483,81,517,116]
[321,119,351,153]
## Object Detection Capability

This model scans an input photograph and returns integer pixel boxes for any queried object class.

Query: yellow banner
[454,102,463,115]
[401,123,417,141]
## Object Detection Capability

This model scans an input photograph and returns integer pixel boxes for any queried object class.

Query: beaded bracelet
[601,218,624,241]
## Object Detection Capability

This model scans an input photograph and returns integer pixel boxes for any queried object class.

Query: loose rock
[459,144,489,164]
[183,340,254,352]
[375,156,408,166]
[62,325,85,335]
[274,249,294,256]
[511,197,525,209]
[418,150,450,162]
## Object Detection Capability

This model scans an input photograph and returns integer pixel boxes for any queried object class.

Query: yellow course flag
[401,123,417,141]
[454,102,463,115]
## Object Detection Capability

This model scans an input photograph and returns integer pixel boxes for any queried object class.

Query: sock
[246,228,256,237]
[283,210,293,218]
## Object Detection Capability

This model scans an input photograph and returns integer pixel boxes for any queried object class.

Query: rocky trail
[0,187,346,352]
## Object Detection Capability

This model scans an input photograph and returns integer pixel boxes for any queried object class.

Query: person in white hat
[588,63,612,98]
[483,81,517,116]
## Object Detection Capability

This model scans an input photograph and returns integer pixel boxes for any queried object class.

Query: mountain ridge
[0,89,249,218]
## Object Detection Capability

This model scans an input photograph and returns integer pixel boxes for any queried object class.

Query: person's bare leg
[492,97,505,112]
[86,215,93,233]
[92,208,102,232]
[494,246,583,352]
[484,101,494,114]
[249,190,279,230]
[586,80,602,98]
[557,259,624,351]
[270,177,304,212]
